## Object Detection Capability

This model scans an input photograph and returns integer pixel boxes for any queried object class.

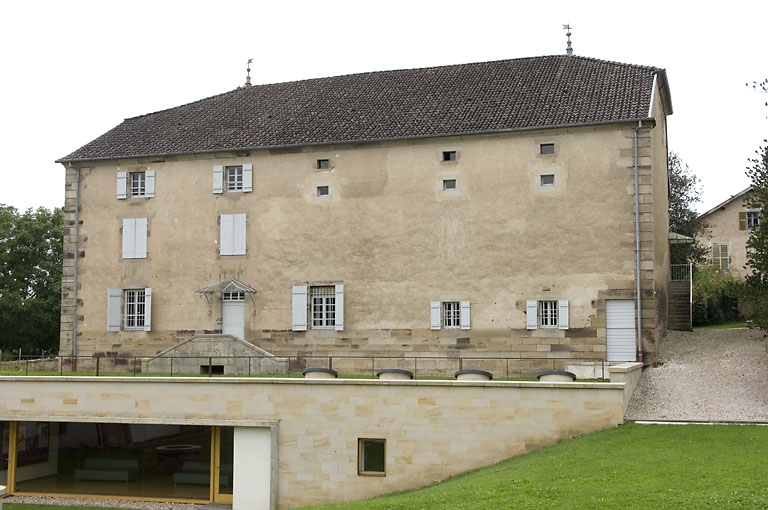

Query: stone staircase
[668,279,692,331]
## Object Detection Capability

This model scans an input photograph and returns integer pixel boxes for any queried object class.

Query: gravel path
[5,330,766,508]
[625,328,768,422]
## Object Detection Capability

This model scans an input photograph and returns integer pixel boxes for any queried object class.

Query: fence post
[96,357,100,377]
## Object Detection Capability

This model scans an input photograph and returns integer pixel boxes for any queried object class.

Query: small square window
[317,159,330,170]
[442,151,457,161]
[317,185,330,196]
[358,438,385,476]
[540,174,555,186]
[443,179,457,191]
[540,143,555,154]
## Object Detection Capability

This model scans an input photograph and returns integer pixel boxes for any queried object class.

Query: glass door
[212,427,233,503]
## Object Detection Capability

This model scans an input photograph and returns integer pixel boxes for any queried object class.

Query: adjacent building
[55,54,673,373]
[699,186,759,276]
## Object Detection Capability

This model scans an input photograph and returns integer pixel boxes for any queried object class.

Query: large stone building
[56,54,672,373]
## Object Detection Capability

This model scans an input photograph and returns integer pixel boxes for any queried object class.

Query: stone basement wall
[0,374,637,508]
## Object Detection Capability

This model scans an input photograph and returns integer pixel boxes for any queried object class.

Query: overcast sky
[1,0,766,214]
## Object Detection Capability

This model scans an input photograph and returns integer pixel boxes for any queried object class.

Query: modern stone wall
[0,375,635,508]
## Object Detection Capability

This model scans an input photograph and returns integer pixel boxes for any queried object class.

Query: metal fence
[0,354,609,380]
[670,263,693,281]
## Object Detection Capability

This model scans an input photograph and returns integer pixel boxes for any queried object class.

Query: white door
[606,300,636,362]
[222,292,245,339]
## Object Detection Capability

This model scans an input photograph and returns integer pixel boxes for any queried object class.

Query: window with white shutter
[107,288,152,331]
[292,283,344,331]
[431,300,470,330]
[122,218,148,259]
[220,214,246,255]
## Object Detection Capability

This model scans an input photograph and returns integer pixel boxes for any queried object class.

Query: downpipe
[634,121,644,362]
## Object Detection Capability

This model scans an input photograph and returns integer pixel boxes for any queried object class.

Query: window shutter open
[558,300,569,330]
[292,285,308,331]
[430,301,441,330]
[213,165,224,194]
[117,171,127,199]
[220,215,233,255]
[526,300,538,330]
[145,170,155,197]
[243,164,253,192]
[460,301,471,330]
[739,211,747,230]
[335,284,344,331]
[107,288,122,331]
[144,288,152,331]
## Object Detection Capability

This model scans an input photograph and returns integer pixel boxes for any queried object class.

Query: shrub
[692,265,743,326]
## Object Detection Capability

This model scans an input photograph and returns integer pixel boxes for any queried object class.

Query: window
[220,214,246,256]
[443,179,457,191]
[358,438,385,476]
[317,159,330,170]
[292,284,344,331]
[222,291,245,301]
[213,164,252,193]
[526,300,569,330]
[540,143,555,154]
[226,166,244,191]
[747,211,760,229]
[430,301,470,330]
[107,288,152,331]
[443,301,460,328]
[540,174,555,186]
[711,243,730,271]
[442,151,457,162]
[122,218,148,259]
[317,185,330,196]
[117,170,155,199]
[311,286,336,329]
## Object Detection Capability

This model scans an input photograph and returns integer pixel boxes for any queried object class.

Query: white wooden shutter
[334,284,344,331]
[558,300,569,330]
[143,288,152,331]
[233,213,246,255]
[117,171,127,199]
[460,301,471,330]
[220,214,234,255]
[292,285,308,331]
[243,164,253,192]
[430,301,441,330]
[122,218,147,259]
[107,288,122,331]
[145,169,155,197]
[213,165,224,194]
[526,300,538,330]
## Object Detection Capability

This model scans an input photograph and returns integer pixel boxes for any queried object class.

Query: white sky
[1,0,766,214]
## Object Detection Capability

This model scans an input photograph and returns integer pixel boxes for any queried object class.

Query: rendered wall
[0,377,626,508]
[59,123,667,368]
[702,191,756,277]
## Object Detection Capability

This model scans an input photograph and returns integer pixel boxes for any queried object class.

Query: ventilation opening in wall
[540,174,555,186]
[200,365,224,375]
[317,159,330,169]
[442,151,457,161]
[443,179,457,191]
[540,143,555,154]
[317,185,330,196]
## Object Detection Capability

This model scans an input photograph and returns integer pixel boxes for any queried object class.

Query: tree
[0,205,63,354]
[667,152,708,265]
[743,145,768,330]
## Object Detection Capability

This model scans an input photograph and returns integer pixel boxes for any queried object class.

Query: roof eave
[55,117,659,166]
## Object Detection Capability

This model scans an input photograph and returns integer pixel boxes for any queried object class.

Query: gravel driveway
[625,327,768,422]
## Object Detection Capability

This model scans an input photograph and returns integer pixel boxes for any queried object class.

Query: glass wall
[10,421,229,502]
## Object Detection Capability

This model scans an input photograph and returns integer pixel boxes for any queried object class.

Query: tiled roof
[58,55,668,162]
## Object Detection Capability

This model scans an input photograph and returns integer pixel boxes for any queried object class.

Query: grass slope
[300,424,768,509]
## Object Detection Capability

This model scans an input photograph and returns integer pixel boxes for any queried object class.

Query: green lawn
[6,424,767,510]
[298,424,768,509]
[696,321,747,330]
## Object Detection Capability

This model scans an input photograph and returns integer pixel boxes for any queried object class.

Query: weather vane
[245,58,253,87]
[563,24,573,56]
